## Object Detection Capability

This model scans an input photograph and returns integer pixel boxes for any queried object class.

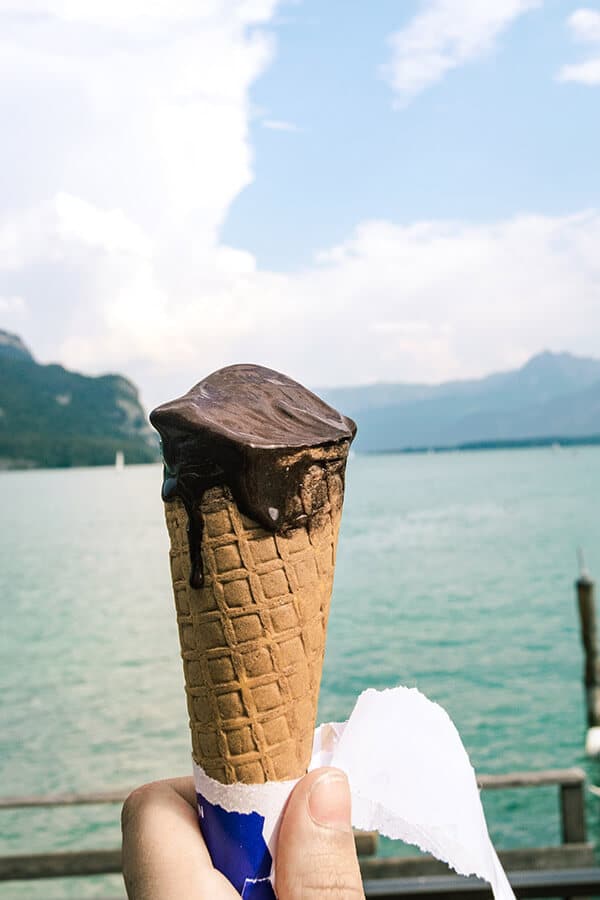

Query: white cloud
[559,58,600,83]
[381,0,542,105]
[61,208,599,401]
[0,295,26,313]
[4,191,600,410]
[1,3,600,414]
[0,2,276,230]
[262,118,302,132]
[0,194,151,267]
[55,194,153,258]
[567,8,600,43]
[0,0,279,395]
[268,212,600,388]
[0,1,272,27]
[557,7,600,84]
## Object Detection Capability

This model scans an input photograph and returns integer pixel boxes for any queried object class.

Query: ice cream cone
[165,456,344,784]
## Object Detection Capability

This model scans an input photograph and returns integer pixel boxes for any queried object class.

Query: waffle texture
[166,462,344,784]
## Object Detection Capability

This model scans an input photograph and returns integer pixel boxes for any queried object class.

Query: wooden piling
[576,569,600,754]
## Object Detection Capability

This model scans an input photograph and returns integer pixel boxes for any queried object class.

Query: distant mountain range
[0,330,159,469]
[320,351,600,453]
[2,329,599,467]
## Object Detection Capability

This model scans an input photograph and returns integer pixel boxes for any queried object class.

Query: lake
[2,448,600,897]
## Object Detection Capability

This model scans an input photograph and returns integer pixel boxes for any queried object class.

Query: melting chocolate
[150,364,356,588]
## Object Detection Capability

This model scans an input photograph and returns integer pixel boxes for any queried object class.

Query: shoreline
[365,433,600,456]
[2,433,600,471]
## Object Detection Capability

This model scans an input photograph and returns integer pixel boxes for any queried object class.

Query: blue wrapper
[197,792,276,898]
[193,761,299,897]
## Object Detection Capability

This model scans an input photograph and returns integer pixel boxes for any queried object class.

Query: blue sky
[0,1,599,411]
[225,1,599,268]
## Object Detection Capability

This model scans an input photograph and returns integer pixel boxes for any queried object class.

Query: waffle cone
[165,462,344,784]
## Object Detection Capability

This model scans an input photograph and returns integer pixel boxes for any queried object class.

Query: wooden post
[576,568,600,754]
[560,782,587,844]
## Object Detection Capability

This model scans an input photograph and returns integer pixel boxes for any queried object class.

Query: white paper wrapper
[193,685,515,900]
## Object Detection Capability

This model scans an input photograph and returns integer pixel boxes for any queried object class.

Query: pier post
[576,567,600,754]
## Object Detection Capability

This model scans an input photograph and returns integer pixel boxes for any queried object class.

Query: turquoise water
[2,448,600,897]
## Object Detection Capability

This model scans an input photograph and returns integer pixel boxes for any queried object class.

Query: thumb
[275,767,365,900]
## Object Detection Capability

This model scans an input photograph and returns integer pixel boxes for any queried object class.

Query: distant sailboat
[115,450,125,470]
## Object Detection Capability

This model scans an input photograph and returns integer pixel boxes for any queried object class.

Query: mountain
[320,351,600,452]
[0,330,33,362]
[0,330,159,469]
[3,333,598,465]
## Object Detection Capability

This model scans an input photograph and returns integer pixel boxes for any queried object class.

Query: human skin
[121,766,365,900]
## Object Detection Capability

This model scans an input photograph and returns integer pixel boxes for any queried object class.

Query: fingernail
[307,772,352,832]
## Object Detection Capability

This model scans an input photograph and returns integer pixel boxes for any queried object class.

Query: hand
[121,767,365,899]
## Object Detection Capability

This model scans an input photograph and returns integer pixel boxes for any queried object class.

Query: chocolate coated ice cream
[150,364,356,588]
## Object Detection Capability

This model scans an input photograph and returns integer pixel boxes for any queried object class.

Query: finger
[121,778,238,900]
[276,767,365,900]
[160,775,198,808]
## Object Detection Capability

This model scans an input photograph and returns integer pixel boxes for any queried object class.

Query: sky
[0,0,599,413]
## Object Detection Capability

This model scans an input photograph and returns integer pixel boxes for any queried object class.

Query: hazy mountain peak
[520,349,595,371]
[321,350,600,452]
[0,329,33,362]
[516,350,600,390]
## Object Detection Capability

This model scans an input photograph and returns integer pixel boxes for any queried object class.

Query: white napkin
[193,685,515,900]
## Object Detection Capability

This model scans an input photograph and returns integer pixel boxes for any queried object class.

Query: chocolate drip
[161,459,223,588]
[150,364,356,587]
